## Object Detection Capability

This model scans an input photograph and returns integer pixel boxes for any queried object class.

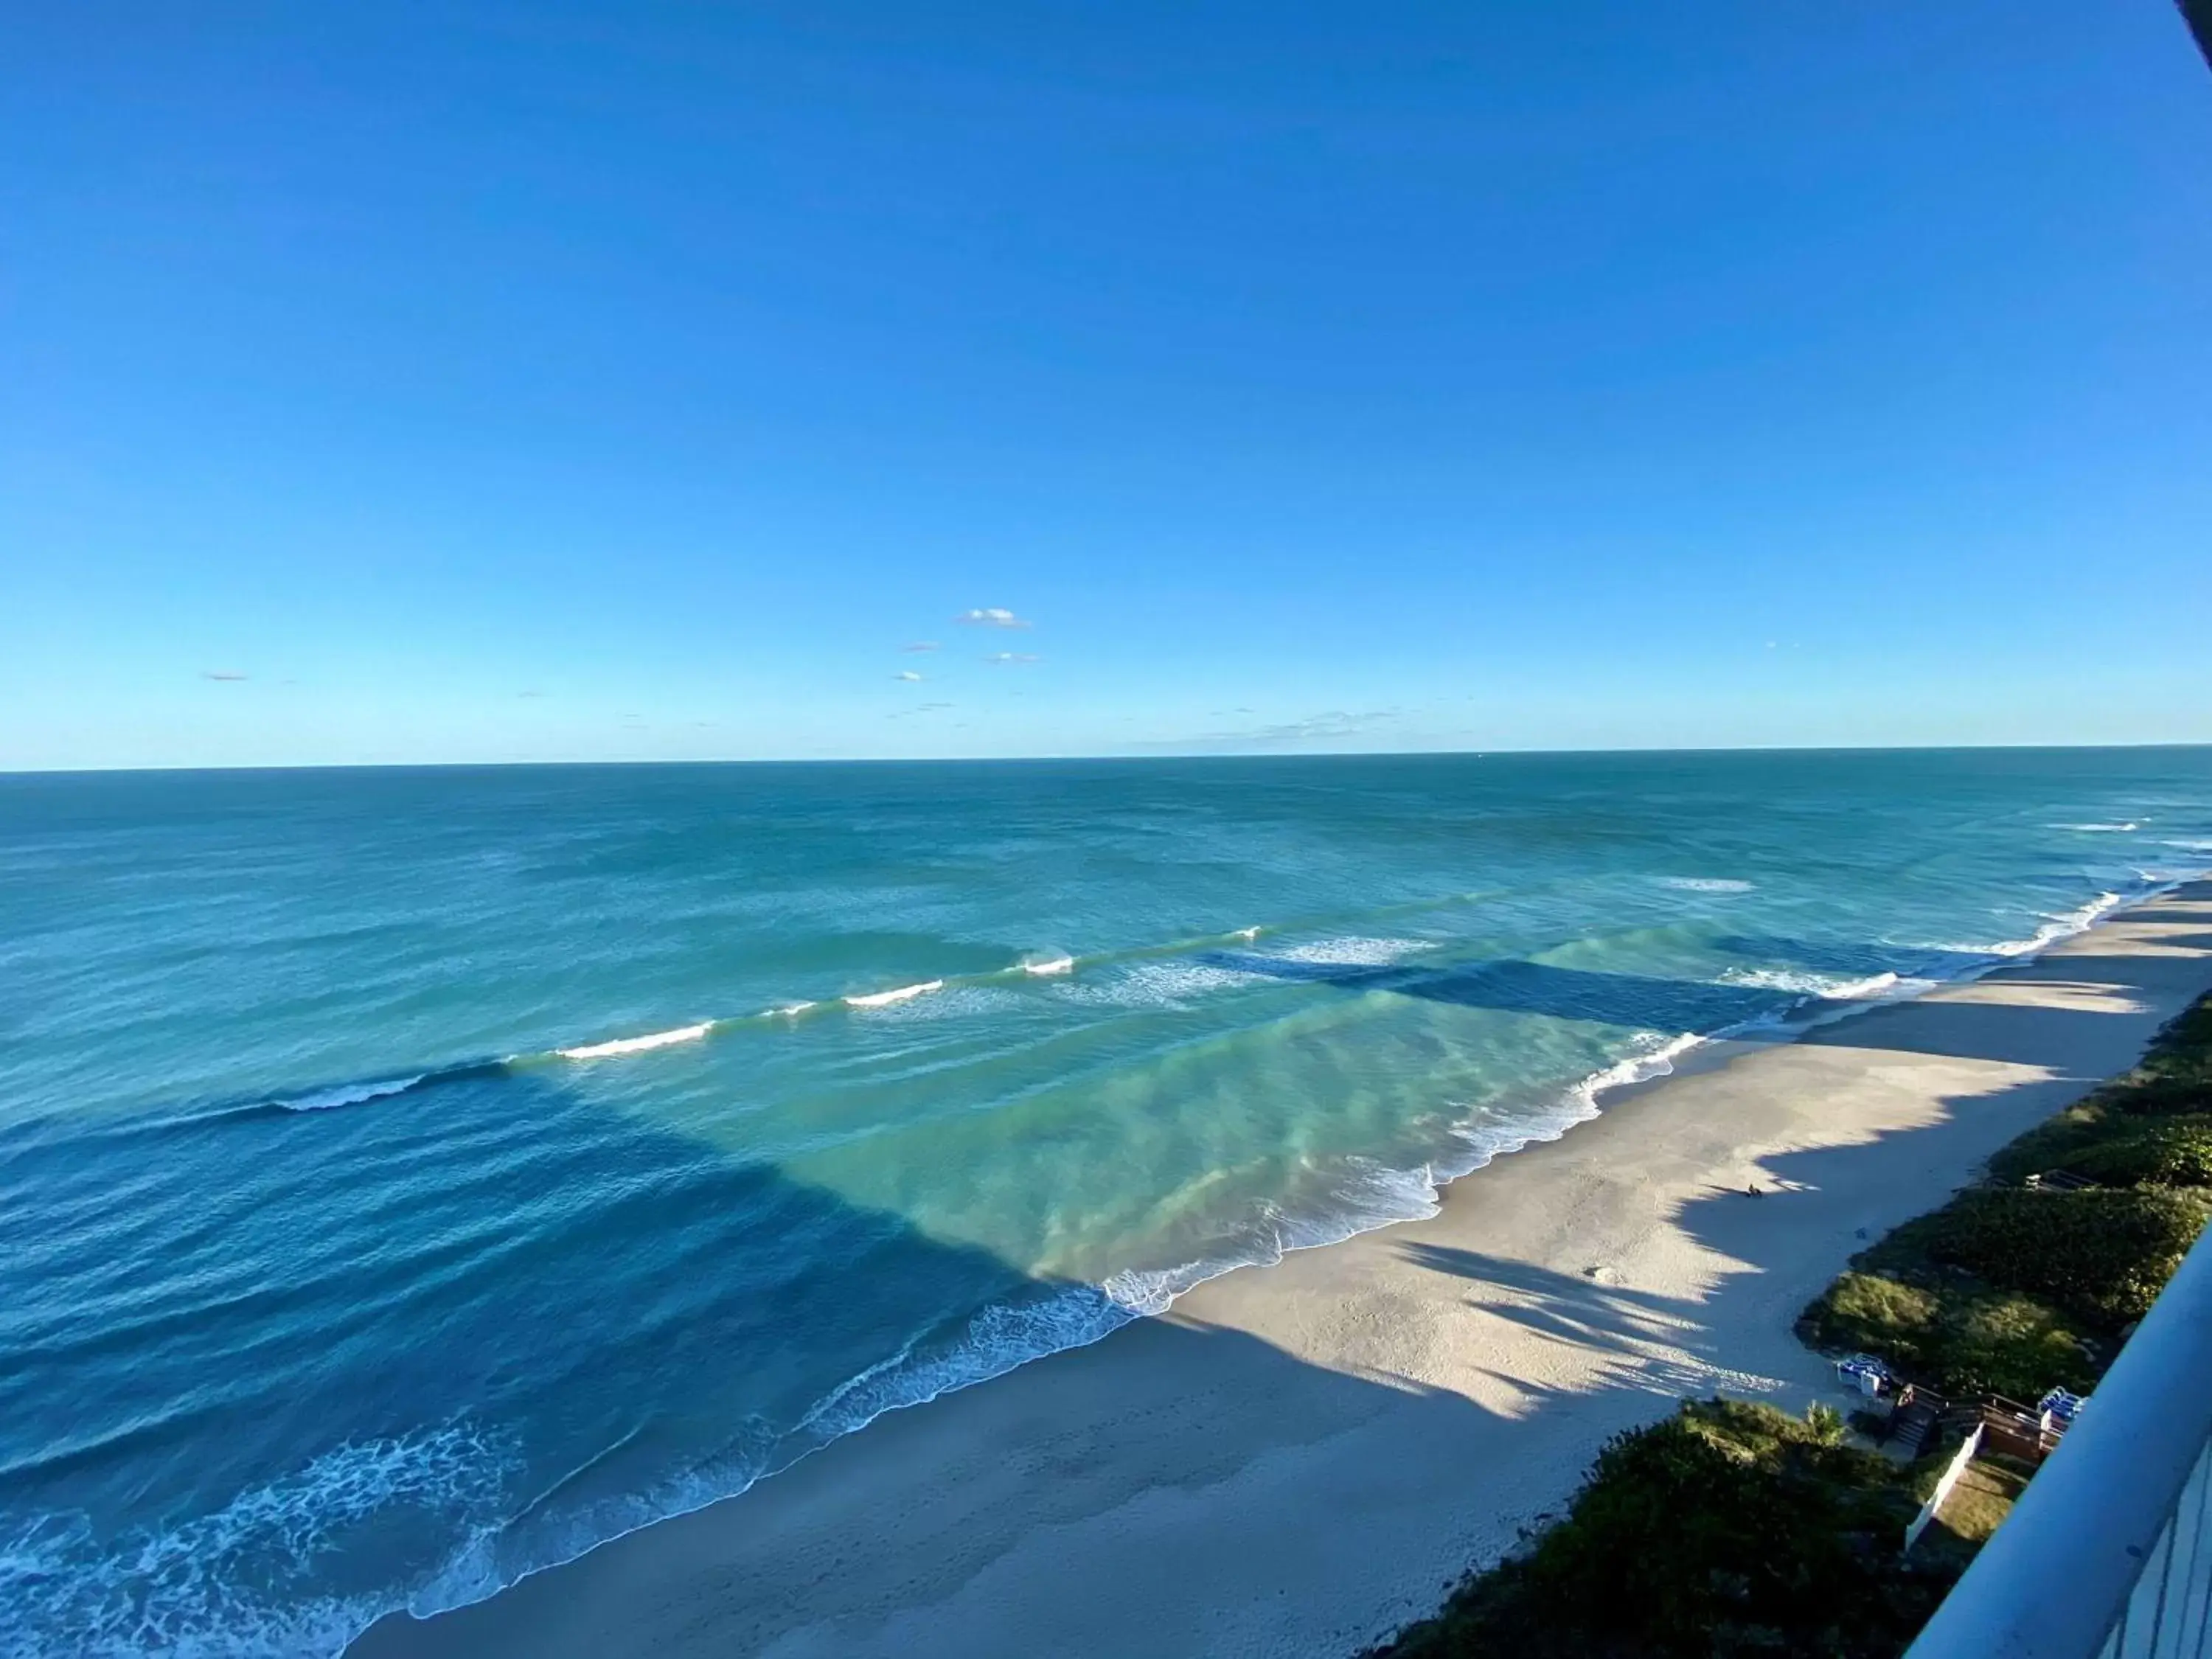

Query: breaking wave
[844,980,945,1009]
[556,1023,714,1061]
[0,1425,512,1659]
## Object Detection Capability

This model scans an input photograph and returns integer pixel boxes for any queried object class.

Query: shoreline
[352,880,2212,1659]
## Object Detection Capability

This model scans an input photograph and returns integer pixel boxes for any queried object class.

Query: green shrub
[1801,1271,1940,1368]
[1365,1399,1954,1659]
[2062,1116,2212,1188]
[1891,1186,2208,1329]
[1941,1293,2096,1399]
[2100,1075,2212,1119]
[1799,1273,2093,1398]
[2137,995,2212,1091]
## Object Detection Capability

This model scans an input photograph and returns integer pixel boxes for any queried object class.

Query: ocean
[4,748,2210,1657]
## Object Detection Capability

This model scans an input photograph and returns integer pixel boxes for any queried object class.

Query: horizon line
[5,738,2211,779]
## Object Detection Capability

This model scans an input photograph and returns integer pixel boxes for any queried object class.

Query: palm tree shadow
[1392,1242,1749,1402]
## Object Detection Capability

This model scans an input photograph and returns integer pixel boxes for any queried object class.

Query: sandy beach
[352,880,2212,1659]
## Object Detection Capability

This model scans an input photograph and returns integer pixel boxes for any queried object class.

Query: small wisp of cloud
[894,670,925,681]
[985,652,1040,665]
[902,641,941,653]
[956,608,1032,629]
[201,670,248,682]
[1142,707,1403,752]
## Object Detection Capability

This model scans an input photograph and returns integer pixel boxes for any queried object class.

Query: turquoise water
[4,749,2211,1656]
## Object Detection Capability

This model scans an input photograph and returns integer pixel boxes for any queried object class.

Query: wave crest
[272,1076,428,1113]
[843,980,945,1009]
[556,1023,714,1061]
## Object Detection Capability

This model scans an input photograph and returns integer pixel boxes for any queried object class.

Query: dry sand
[352,881,2212,1659]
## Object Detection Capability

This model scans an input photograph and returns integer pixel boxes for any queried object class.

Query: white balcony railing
[1905,1220,2212,1658]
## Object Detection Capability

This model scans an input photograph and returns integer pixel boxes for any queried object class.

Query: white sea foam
[2163,839,2212,854]
[1719,967,1905,1001]
[2053,821,2139,832]
[2134,867,2205,888]
[843,980,945,1009]
[1073,959,1268,1008]
[1268,936,1434,966]
[1658,877,1756,893]
[396,1281,1143,1644]
[272,1076,425,1113]
[557,1023,713,1060]
[1095,1032,1722,1334]
[0,1424,511,1659]
[1231,925,1262,940]
[1020,954,1075,976]
[1923,890,2126,960]
[1570,1031,1708,1109]
[765,1000,818,1018]
[795,1286,1133,1445]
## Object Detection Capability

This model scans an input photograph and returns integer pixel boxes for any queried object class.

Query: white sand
[352,882,2212,1659]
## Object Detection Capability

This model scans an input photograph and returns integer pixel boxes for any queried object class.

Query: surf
[843,981,945,1008]
[556,1023,714,1060]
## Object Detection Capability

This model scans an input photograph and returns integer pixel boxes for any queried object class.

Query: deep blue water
[4,749,2210,1656]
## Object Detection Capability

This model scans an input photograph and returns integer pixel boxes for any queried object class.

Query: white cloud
[956,608,1032,629]
[894,670,925,681]
[1141,708,1405,751]
[201,670,248,682]
[985,652,1040,664]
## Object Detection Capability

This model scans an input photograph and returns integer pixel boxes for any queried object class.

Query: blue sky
[4,1,2209,768]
